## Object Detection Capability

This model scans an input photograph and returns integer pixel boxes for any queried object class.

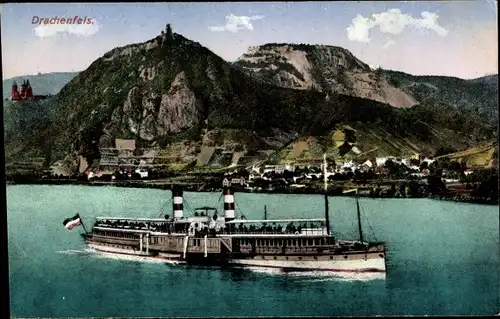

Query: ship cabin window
[293,239,297,246]
[308,239,313,246]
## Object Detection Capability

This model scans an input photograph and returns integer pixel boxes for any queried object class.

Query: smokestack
[172,186,183,219]
[223,187,235,221]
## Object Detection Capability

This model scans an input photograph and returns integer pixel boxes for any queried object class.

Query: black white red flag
[63,214,82,230]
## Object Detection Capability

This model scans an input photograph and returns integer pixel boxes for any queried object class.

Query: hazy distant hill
[3,72,79,99]
[374,70,499,125]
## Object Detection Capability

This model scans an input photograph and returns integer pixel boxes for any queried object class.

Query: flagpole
[78,214,89,235]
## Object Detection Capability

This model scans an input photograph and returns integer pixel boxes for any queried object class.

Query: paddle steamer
[80,154,387,273]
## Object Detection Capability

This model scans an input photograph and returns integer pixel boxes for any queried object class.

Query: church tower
[26,79,33,99]
[11,81,20,100]
[20,80,27,99]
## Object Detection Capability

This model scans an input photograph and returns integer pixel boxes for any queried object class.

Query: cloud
[34,19,101,38]
[209,13,265,33]
[347,9,448,43]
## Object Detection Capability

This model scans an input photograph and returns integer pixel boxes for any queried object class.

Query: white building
[362,160,373,168]
[135,169,148,178]
[376,156,396,167]
[422,157,435,165]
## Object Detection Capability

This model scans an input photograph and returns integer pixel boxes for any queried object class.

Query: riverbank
[6,178,498,205]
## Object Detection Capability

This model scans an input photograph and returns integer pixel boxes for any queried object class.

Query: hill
[3,72,79,99]
[374,70,499,125]
[234,43,417,108]
[3,25,497,174]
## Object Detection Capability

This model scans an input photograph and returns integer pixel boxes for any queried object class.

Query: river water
[7,185,499,317]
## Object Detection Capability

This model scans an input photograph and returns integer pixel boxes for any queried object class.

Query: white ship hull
[87,241,385,274]
[229,256,386,273]
[88,243,154,256]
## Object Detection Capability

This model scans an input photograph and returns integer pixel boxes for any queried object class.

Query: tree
[384,159,398,176]
[409,158,420,167]
[427,175,446,195]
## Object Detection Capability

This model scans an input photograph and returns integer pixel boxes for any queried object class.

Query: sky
[1,1,498,80]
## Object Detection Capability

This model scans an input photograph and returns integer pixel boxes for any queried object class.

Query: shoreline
[6,178,498,206]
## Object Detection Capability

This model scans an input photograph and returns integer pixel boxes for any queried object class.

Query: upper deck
[92,215,329,237]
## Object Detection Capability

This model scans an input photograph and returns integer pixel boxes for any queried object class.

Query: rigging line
[235,200,246,219]
[183,197,193,213]
[156,197,172,218]
[214,191,224,210]
[360,204,378,242]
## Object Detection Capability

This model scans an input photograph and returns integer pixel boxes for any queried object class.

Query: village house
[341,160,359,172]
[375,156,397,167]
[231,177,246,186]
[222,177,247,187]
[362,159,374,168]
[374,167,389,175]
[464,169,474,176]
[421,157,435,165]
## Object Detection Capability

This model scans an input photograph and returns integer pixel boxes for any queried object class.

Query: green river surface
[6,185,500,317]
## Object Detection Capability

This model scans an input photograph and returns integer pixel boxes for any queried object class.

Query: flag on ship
[63,214,82,230]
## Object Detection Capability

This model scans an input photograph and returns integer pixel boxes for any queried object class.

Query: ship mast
[343,188,365,244]
[355,191,364,244]
[323,153,331,235]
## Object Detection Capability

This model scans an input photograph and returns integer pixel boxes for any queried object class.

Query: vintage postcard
[3,1,499,318]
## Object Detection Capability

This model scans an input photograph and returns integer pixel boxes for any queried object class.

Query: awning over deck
[225,218,326,224]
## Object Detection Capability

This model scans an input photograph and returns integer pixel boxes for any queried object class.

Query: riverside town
[5,136,498,205]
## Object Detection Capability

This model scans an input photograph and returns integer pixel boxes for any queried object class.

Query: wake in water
[241,266,386,282]
[57,248,186,266]
[55,249,95,255]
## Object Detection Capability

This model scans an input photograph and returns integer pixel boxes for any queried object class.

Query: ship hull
[85,240,385,273]
[88,243,154,256]
[228,255,386,273]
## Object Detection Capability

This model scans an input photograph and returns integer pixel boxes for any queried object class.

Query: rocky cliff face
[234,44,418,108]
[115,71,203,142]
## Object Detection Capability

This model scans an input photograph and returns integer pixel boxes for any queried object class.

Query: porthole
[299,257,302,260]
[262,256,265,259]
[344,255,348,259]
[330,256,333,260]
[379,254,384,258]
[313,256,317,260]
[285,257,289,260]
[274,256,277,260]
